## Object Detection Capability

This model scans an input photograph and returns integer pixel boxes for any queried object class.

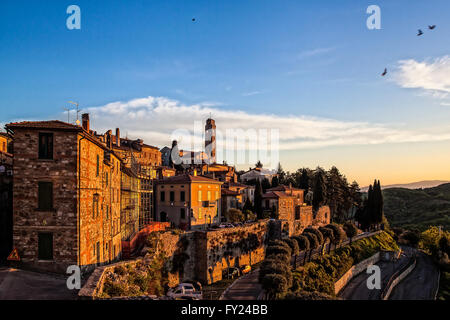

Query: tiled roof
[267,185,304,192]
[157,174,223,184]
[262,191,291,199]
[221,189,240,196]
[6,120,82,131]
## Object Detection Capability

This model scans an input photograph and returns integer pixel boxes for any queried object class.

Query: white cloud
[297,47,335,60]
[242,91,262,97]
[84,96,450,153]
[393,55,450,95]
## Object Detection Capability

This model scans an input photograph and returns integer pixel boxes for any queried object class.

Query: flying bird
[417,29,424,36]
[381,68,387,77]
[428,25,436,30]
[192,18,196,22]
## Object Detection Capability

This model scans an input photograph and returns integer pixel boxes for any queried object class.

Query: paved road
[223,231,381,300]
[339,248,412,300]
[220,269,263,300]
[0,268,78,300]
[389,251,439,300]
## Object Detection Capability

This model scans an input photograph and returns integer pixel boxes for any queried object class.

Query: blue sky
[1,0,450,185]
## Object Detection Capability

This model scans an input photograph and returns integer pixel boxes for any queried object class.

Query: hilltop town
[0,114,447,301]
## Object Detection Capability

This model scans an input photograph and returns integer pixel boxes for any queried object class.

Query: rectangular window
[170,191,175,202]
[96,155,100,177]
[38,133,53,159]
[207,191,211,201]
[180,208,186,219]
[160,191,165,202]
[198,190,202,203]
[198,208,202,219]
[93,194,99,219]
[180,191,185,202]
[38,233,53,260]
[38,182,53,211]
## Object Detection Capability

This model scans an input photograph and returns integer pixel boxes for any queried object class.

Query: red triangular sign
[7,248,20,261]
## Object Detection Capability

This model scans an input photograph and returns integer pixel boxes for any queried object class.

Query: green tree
[254,179,263,219]
[271,176,280,188]
[225,208,244,223]
[261,178,271,193]
[302,232,319,262]
[243,198,253,213]
[276,162,286,185]
[261,274,288,300]
[255,160,263,168]
[293,235,310,264]
[312,168,327,211]
[298,168,310,191]
[343,221,358,243]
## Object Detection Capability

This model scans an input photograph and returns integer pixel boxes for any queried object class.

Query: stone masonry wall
[12,129,78,273]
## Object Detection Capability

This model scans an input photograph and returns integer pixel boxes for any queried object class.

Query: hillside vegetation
[383,183,450,231]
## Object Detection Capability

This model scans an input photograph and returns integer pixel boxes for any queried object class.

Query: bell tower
[205,118,216,164]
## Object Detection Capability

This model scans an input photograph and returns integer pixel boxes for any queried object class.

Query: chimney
[116,128,120,147]
[82,113,90,132]
[106,130,112,149]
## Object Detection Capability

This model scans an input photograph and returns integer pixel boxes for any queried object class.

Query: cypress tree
[298,168,309,191]
[254,179,263,219]
[312,168,326,211]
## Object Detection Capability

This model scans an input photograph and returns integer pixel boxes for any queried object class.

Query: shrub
[293,235,310,252]
[302,232,319,250]
[304,228,324,245]
[265,253,291,264]
[259,260,293,287]
[262,274,288,299]
[326,224,346,244]
[226,208,245,223]
[269,239,292,253]
[343,222,358,241]
[319,227,334,243]
[284,290,337,300]
[290,231,398,297]
[283,238,300,256]
[399,230,420,247]
[266,245,291,259]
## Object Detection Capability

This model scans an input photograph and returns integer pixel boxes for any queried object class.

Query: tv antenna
[68,101,81,125]
[63,107,71,123]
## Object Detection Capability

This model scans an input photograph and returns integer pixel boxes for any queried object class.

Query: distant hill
[383,183,450,231]
[361,180,450,192]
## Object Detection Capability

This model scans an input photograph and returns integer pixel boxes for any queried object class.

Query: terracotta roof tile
[6,120,82,131]
[156,174,223,184]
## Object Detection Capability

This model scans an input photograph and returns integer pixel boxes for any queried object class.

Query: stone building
[120,166,140,241]
[6,115,123,273]
[154,172,223,230]
[0,131,13,263]
[111,130,161,230]
[239,167,277,184]
[261,184,330,236]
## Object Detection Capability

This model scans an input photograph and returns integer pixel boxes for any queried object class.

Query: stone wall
[313,206,331,226]
[139,220,270,285]
[334,252,381,295]
[198,220,268,284]
[12,129,79,273]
